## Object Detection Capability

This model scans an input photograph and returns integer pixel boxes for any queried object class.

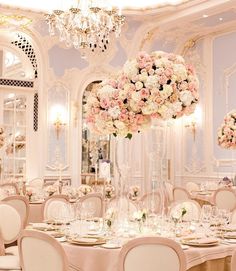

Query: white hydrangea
[159,84,173,99]
[123,59,138,78]
[142,102,158,115]
[173,64,188,81]
[145,75,159,89]
[131,91,141,102]
[98,85,116,98]
[135,81,143,90]
[179,90,194,106]
[108,106,121,119]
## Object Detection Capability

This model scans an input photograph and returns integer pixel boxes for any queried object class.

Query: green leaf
[113,133,117,137]
[125,133,132,139]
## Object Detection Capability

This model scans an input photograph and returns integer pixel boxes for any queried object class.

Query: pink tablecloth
[28,203,43,223]
[62,242,236,271]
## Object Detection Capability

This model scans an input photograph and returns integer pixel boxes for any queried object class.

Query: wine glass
[200,205,212,236]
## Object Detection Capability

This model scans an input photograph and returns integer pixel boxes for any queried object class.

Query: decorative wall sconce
[50,105,68,140]
[184,105,202,141]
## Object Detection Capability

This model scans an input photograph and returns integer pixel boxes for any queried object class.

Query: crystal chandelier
[45,0,125,52]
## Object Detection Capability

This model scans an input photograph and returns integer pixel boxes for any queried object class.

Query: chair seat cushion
[5,246,19,256]
[0,255,21,269]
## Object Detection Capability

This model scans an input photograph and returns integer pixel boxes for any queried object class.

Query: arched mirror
[0,46,35,182]
[81,81,111,184]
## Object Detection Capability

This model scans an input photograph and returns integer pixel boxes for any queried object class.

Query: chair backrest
[168,200,201,222]
[19,230,69,271]
[28,178,44,189]
[185,182,199,193]
[213,188,236,211]
[140,192,161,214]
[77,193,103,217]
[42,195,70,221]
[165,182,174,203]
[173,187,191,202]
[118,237,186,271]
[231,208,236,224]
[108,196,138,216]
[232,248,236,271]
[0,182,19,195]
[2,195,29,227]
[0,203,22,244]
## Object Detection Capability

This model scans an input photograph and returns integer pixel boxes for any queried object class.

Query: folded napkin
[221,224,236,232]
[195,238,218,244]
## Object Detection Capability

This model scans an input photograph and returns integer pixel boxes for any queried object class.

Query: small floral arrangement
[45,185,57,196]
[128,185,140,201]
[171,207,187,223]
[105,184,115,199]
[26,188,33,201]
[105,208,116,228]
[217,110,236,149]
[133,208,148,223]
[78,184,93,196]
[219,176,233,187]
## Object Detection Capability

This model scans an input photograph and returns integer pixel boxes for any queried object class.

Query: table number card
[99,160,111,179]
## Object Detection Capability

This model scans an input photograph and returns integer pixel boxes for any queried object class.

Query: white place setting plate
[100,243,121,249]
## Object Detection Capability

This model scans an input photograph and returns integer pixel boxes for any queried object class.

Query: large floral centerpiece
[85,51,199,139]
[121,51,199,120]
[85,78,150,139]
[85,50,199,225]
[218,110,236,149]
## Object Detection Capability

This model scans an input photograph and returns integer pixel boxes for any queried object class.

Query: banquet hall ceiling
[0,0,195,12]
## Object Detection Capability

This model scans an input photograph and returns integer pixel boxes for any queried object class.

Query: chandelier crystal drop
[45,0,125,53]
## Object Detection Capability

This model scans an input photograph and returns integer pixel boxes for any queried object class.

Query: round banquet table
[62,241,236,271]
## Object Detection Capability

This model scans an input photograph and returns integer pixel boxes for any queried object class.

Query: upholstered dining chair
[2,196,29,227]
[28,178,44,189]
[168,200,201,222]
[140,192,162,214]
[18,230,69,271]
[173,187,191,202]
[42,195,70,221]
[0,183,19,196]
[213,188,236,211]
[77,193,103,218]
[118,237,187,271]
[231,208,236,224]
[185,182,199,193]
[232,248,236,270]
[0,203,23,270]
[108,196,138,215]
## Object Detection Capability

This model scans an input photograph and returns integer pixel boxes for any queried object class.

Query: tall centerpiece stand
[85,50,199,234]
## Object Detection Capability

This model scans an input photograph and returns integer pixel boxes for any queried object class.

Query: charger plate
[181,237,219,247]
[67,237,106,246]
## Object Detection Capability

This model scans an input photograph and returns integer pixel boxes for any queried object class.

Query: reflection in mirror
[2,92,27,181]
[0,48,34,80]
[81,81,111,184]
